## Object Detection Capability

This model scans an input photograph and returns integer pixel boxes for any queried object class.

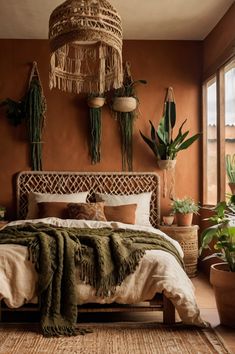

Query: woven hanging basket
[157,159,176,170]
[87,97,105,108]
[112,97,137,113]
[49,0,123,95]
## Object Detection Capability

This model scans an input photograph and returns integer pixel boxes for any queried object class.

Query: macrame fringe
[162,167,176,199]
[50,43,123,94]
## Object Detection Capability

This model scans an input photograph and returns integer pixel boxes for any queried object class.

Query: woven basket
[159,225,199,277]
[112,97,137,112]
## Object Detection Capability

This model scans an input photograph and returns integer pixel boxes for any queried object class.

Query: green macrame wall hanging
[26,62,46,171]
[0,62,46,170]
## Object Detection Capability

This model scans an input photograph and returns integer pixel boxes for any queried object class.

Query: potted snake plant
[200,195,235,327]
[140,87,201,170]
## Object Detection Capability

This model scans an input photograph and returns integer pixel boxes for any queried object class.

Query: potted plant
[87,93,106,164]
[226,154,235,194]
[171,197,199,226]
[111,61,147,171]
[200,195,235,327]
[140,87,200,170]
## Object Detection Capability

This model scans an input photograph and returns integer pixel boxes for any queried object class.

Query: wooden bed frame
[1,171,176,324]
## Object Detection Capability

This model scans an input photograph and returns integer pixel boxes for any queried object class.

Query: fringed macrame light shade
[49,0,123,94]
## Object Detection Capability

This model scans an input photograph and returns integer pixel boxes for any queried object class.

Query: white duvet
[0,218,207,327]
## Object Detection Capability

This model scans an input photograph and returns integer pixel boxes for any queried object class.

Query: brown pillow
[67,202,107,221]
[37,202,69,219]
[104,204,137,224]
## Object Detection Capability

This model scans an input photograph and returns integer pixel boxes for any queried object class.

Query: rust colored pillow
[67,202,107,221]
[37,202,69,219]
[104,204,137,224]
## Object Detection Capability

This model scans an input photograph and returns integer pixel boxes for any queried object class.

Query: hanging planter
[112,97,137,113]
[140,87,201,197]
[87,96,105,109]
[157,159,176,170]
[87,95,105,164]
[111,62,147,171]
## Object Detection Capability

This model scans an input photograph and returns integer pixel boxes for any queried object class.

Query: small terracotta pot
[87,97,105,108]
[210,263,235,327]
[175,212,193,226]
[229,183,235,195]
[157,159,176,170]
[112,97,137,112]
[162,215,174,226]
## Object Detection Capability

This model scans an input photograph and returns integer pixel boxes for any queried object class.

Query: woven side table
[159,224,199,277]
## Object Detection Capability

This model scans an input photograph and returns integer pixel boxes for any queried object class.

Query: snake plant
[140,87,200,160]
[226,154,235,183]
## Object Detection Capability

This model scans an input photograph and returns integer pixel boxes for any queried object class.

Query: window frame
[203,57,234,206]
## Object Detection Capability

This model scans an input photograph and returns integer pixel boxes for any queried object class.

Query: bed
[0,171,206,331]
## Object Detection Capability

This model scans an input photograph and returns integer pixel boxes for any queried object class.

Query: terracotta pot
[162,215,174,226]
[112,97,137,112]
[229,183,235,195]
[210,263,235,327]
[175,212,193,226]
[87,97,105,108]
[157,159,176,170]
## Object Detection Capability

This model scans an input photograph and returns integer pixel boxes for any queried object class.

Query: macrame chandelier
[49,0,123,95]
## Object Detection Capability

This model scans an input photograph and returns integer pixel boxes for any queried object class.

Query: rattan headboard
[16,171,160,227]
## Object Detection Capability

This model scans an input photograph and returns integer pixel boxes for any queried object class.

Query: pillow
[95,192,152,226]
[27,191,89,219]
[37,202,69,219]
[104,204,137,224]
[68,202,107,221]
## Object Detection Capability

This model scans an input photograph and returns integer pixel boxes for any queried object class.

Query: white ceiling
[0,0,234,40]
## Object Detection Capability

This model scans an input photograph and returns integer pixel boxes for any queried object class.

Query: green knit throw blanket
[0,223,183,336]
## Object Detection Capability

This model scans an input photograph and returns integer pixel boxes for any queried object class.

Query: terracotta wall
[203,3,235,79]
[0,39,203,219]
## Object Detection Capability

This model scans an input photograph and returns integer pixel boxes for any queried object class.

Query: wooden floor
[1,272,234,352]
[192,272,235,354]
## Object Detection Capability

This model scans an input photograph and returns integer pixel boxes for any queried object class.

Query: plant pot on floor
[175,212,193,226]
[210,263,235,328]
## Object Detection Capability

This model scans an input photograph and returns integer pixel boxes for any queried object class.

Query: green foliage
[140,88,200,160]
[171,197,199,215]
[0,98,26,126]
[89,107,102,164]
[226,154,235,183]
[114,79,147,98]
[200,195,235,272]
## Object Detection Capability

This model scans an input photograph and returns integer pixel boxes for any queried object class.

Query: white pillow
[95,192,152,227]
[26,191,89,219]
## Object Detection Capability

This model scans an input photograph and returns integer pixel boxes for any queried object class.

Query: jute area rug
[0,322,231,354]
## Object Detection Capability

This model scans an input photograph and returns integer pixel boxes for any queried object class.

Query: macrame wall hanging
[112,62,147,171]
[25,62,46,171]
[87,95,105,164]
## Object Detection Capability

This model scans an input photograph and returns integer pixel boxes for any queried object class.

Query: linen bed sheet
[0,218,206,327]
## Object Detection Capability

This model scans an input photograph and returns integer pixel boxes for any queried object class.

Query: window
[203,58,235,205]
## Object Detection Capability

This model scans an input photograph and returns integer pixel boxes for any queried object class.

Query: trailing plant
[0,98,26,126]
[171,197,199,215]
[200,195,235,272]
[140,87,200,161]
[226,154,235,183]
[112,61,147,171]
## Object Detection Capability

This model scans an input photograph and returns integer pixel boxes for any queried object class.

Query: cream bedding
[0,218,207,327]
